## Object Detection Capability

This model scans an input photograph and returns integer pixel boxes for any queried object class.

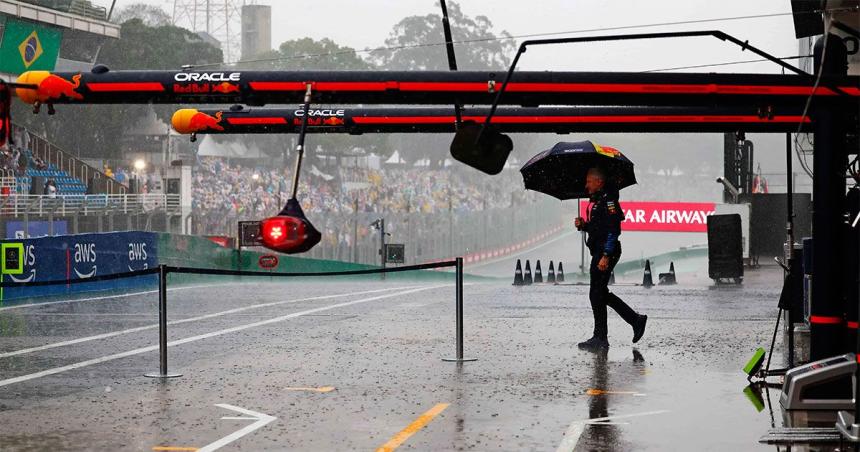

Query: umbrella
[520,140,636,200]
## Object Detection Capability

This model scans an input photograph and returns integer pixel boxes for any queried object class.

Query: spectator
[33,157,47,170]
[44,179,57,198]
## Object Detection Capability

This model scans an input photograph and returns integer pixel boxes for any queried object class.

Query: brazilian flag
[0,18,63,75]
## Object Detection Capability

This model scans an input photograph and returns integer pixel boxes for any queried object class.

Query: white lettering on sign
[74,243,97,263]
[128,243,148,261]
[25,245,35,266]
[174,72,241,82]
[294,109,346,117]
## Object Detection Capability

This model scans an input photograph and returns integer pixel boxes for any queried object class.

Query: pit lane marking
[377,403,449,452]
[0,285,447,388]
[152,447,198,451]
[0,285,422,359]
[0,282,236,312]
[284,386,336,393]
[556,410,669,452]
[586,388,646,396]
[197,404,276,452]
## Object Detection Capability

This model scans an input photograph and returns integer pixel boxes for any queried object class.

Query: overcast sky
[108,0,802,74]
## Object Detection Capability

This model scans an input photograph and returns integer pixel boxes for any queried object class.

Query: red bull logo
[292,116,346,126]
[594,143,622,158]
[212,82,240,94]
[322,116,345,126]
[16,71,83,104]
[172,109,224,134]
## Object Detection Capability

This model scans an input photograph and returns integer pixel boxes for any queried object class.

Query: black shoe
[578,336,609,351]
[632,314,648,343]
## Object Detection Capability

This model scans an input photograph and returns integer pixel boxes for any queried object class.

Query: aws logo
[8,245,37,283]
[73,243,97,278]
[128,242,150,271]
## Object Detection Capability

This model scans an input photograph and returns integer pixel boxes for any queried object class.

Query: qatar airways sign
[579,201,716,232]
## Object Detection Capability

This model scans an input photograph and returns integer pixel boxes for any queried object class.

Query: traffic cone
[609,271,615,285]
[547,261,556,284]
[643,259,653,288]
[658,261,677,285]
[534,260,543,283]
[557,262,565,283]
[524,260,533,285]
[513,259,524,286]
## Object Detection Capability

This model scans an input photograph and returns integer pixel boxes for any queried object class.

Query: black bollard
[524,260,533,285]
[643,259,654,288]
[534,260,543,283]
[557,262,565,283]
[513,259,524,286]
[547,261,556,284]
[609,271,615,285]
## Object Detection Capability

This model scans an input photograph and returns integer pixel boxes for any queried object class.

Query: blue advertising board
[0,232,158,301]
[5,220,68,239]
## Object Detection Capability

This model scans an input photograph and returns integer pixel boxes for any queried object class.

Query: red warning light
[259,215,320,254]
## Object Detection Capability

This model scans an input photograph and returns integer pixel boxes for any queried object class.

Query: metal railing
[18,127,128,195]
[0,193,181,217]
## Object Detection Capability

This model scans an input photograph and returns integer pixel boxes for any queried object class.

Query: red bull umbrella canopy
[520,141,637,200]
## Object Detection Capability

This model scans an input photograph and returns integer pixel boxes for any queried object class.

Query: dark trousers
[589,246,639,339]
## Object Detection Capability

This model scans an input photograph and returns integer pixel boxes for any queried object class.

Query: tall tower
[241,4,271,61]
[171,0,254,63]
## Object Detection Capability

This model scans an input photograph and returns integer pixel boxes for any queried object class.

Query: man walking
[575,167,647,351]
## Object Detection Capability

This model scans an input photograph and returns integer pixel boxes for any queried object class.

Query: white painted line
[197,404,276,452]
[555,410,669,452]
[0,285,446,387]
[0,282,236,312]
[0,285,422,359]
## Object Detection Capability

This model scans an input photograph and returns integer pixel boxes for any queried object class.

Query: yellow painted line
[376,403,449,452]
[586,388,645,396]
[152,447,198,451]
[284,386,336,393]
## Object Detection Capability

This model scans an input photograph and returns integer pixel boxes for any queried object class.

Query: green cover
[0,18,62,74]
[743,347,766,377]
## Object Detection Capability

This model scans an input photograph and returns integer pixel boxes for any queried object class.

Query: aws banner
[579,201,716,232]
[0,232,158,301]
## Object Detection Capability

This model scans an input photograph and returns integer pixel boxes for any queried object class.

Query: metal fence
[0,193,183,237]
[1,193,181,217]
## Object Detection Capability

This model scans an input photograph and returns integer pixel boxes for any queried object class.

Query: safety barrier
[0,232,159,301]
[0,258,474,379]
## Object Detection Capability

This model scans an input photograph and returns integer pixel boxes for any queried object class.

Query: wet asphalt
[0,267,792,451]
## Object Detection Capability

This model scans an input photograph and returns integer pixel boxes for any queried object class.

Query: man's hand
[574,217,585,230]
[598,256,610,271]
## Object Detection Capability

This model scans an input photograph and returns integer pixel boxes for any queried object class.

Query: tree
[372,2,519,166]
[372,1,515,71]
[239,38,372,71]
[234,38,384,162]
[111,4,171,27]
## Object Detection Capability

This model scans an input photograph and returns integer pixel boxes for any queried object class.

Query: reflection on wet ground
[0,268,808,450]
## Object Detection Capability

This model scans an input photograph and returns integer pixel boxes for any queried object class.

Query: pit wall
[0,231,462,303]
[0,232,158,302]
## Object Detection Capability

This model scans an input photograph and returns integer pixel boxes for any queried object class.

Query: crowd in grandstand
[191,157,538,235]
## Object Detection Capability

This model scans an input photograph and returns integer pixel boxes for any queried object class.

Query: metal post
[443,257,476,363]
[380,218,386,280]
[352,198,358,263]
[145,265,181,379]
